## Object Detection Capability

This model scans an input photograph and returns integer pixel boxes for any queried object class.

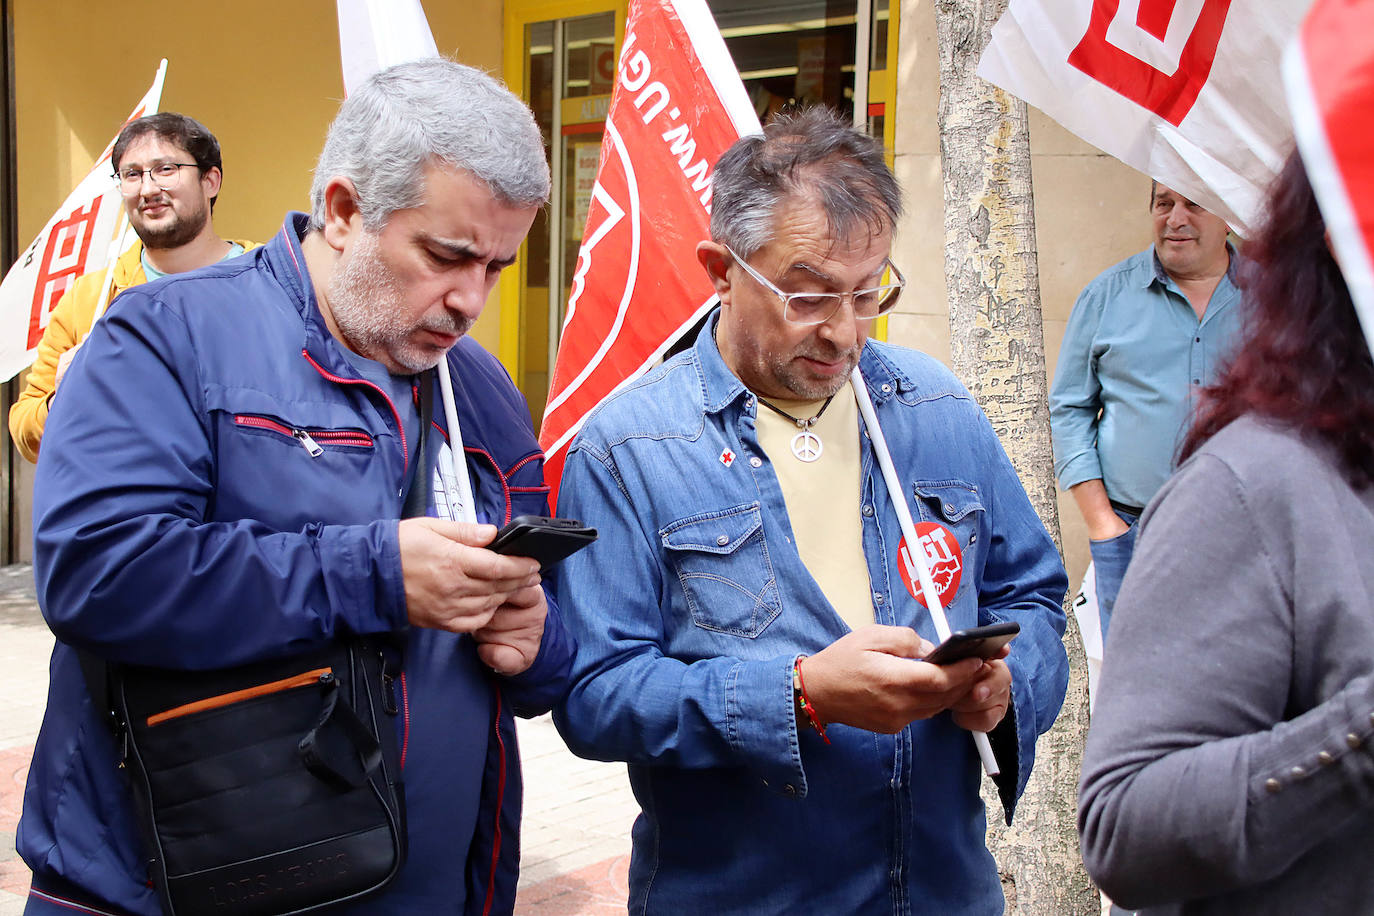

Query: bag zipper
[234,414,375,458]
[146,667,333,727]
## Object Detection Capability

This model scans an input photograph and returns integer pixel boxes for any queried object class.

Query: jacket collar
[1144,240,1240,290]
[111,241,147,294]
[690,308,913,414]
[263,212,360,379]
[692,312,751,414]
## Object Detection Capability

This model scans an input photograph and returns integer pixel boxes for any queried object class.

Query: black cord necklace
[756,393,836,462]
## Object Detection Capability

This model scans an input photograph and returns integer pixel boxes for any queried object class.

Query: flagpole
[436,360,478,524]
[90,211,134,324]
[851,367,1000,777]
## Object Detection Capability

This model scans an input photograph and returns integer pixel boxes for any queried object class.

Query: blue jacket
[20,214,573,915]
[554,318,1068,914]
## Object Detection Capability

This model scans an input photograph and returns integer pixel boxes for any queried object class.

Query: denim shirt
[1049,245,1245,508]
[553,317,1068,915]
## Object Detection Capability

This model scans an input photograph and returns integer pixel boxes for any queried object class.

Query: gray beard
[328,233,471,373]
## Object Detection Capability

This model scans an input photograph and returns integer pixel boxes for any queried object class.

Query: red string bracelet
[793,656,830,745]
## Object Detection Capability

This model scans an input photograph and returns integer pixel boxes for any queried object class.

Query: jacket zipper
[234,414,374,457]
[146,667,333,727]
[301,350,409,471]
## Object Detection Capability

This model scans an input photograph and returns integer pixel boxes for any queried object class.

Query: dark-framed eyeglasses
[725,245,906,326]
[113,162,199,192]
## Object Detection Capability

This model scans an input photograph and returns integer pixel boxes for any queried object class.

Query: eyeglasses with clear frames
[725,245,905,326]
[113,162,198,193]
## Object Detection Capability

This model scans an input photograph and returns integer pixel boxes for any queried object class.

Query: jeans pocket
[1088,526,1133,548]
[660,503,782,638]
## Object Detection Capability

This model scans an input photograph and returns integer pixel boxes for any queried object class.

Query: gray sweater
[1078,415,1374,914]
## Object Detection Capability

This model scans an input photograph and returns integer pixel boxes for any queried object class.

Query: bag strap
[74,647,130,761]
[400,368,436,519]
[298,673,384,791]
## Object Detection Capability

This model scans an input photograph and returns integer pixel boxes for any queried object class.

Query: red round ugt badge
[898,522,963,609]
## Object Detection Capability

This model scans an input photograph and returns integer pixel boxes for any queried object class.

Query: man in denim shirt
[553,108,1069,914]
[1049,185,1243,641]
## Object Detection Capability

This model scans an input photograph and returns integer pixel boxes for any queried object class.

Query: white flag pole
[89,211,134,324]
[90,57,168,329]
[850,367,1000,777]
[436,360,478,524]
[334,3,474,522]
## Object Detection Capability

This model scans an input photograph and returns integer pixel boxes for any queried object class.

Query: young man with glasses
[553,107,1069,914]
[8,112,256,462]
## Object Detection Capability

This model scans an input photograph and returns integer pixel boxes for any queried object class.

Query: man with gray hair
[553,107,1069,912]
[20,58,571,915]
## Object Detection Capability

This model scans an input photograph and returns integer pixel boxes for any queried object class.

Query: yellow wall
[8,0,506,560]
[13,0,507,350]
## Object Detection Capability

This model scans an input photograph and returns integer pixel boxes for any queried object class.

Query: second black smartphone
[922,621,1020,665]
[488,515,598,571]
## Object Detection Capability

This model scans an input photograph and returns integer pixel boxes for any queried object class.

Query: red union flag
[0,60,167,382]
[538,0,759,503]
[1284,0,1374,359]
[978,0,1311,235]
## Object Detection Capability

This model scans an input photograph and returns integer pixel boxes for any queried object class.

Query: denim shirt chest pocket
[906,481,985,627]
[659,502,782,638]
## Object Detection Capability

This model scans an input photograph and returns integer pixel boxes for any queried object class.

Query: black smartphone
[922,621,1020,665]
[488,515,598,571]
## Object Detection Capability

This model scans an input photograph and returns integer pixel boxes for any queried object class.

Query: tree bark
[932,0,1098,912]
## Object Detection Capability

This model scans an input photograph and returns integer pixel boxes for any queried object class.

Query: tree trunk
[932,0,1098,912]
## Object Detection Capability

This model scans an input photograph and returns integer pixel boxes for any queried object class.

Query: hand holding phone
[488,515,597,571]
[922,621,1020,665]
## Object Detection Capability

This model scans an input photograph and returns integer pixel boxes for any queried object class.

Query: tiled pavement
[0,565,636,915]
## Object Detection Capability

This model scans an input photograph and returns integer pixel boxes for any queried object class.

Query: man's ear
[199,166,223,201]
[697,241,733,305]
[320,178,365,253]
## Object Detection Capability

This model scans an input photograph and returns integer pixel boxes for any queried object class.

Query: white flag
[978,0,1311,236]
[0,60,166,382]
[337,0,439,96]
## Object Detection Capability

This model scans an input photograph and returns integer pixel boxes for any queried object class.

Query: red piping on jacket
[430,422,534,909]
[27,888,124,915]
[508,455,549,497]
[482,687,508,916]
[431,419,549,526]
[233,415,374,449]
[301,350,409,470]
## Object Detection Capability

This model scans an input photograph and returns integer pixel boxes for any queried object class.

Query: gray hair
[309,58,550,231]
[710,107,903,257]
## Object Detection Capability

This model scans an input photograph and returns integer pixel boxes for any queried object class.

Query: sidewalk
[0,566,636,915]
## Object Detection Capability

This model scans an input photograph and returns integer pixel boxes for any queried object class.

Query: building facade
[2,0,1152,580]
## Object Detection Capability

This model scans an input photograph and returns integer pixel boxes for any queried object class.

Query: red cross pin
[720,448,735,467]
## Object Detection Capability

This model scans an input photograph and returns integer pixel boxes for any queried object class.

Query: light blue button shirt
[1050,245,1244,509]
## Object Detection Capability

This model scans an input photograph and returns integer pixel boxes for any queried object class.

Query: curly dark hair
[1179,150,1374,487]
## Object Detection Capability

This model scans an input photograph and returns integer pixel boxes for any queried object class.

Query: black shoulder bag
[99,638,406,916]
[79,373,441,915]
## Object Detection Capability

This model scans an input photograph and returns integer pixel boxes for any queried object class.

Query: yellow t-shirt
[755,383,874,630]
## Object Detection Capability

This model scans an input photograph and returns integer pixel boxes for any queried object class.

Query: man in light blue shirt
[1050,184,1244,640]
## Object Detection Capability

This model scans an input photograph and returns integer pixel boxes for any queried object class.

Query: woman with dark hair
[1077,149,1374,915]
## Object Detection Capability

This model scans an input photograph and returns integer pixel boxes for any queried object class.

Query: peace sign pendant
[790,429,823,462]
